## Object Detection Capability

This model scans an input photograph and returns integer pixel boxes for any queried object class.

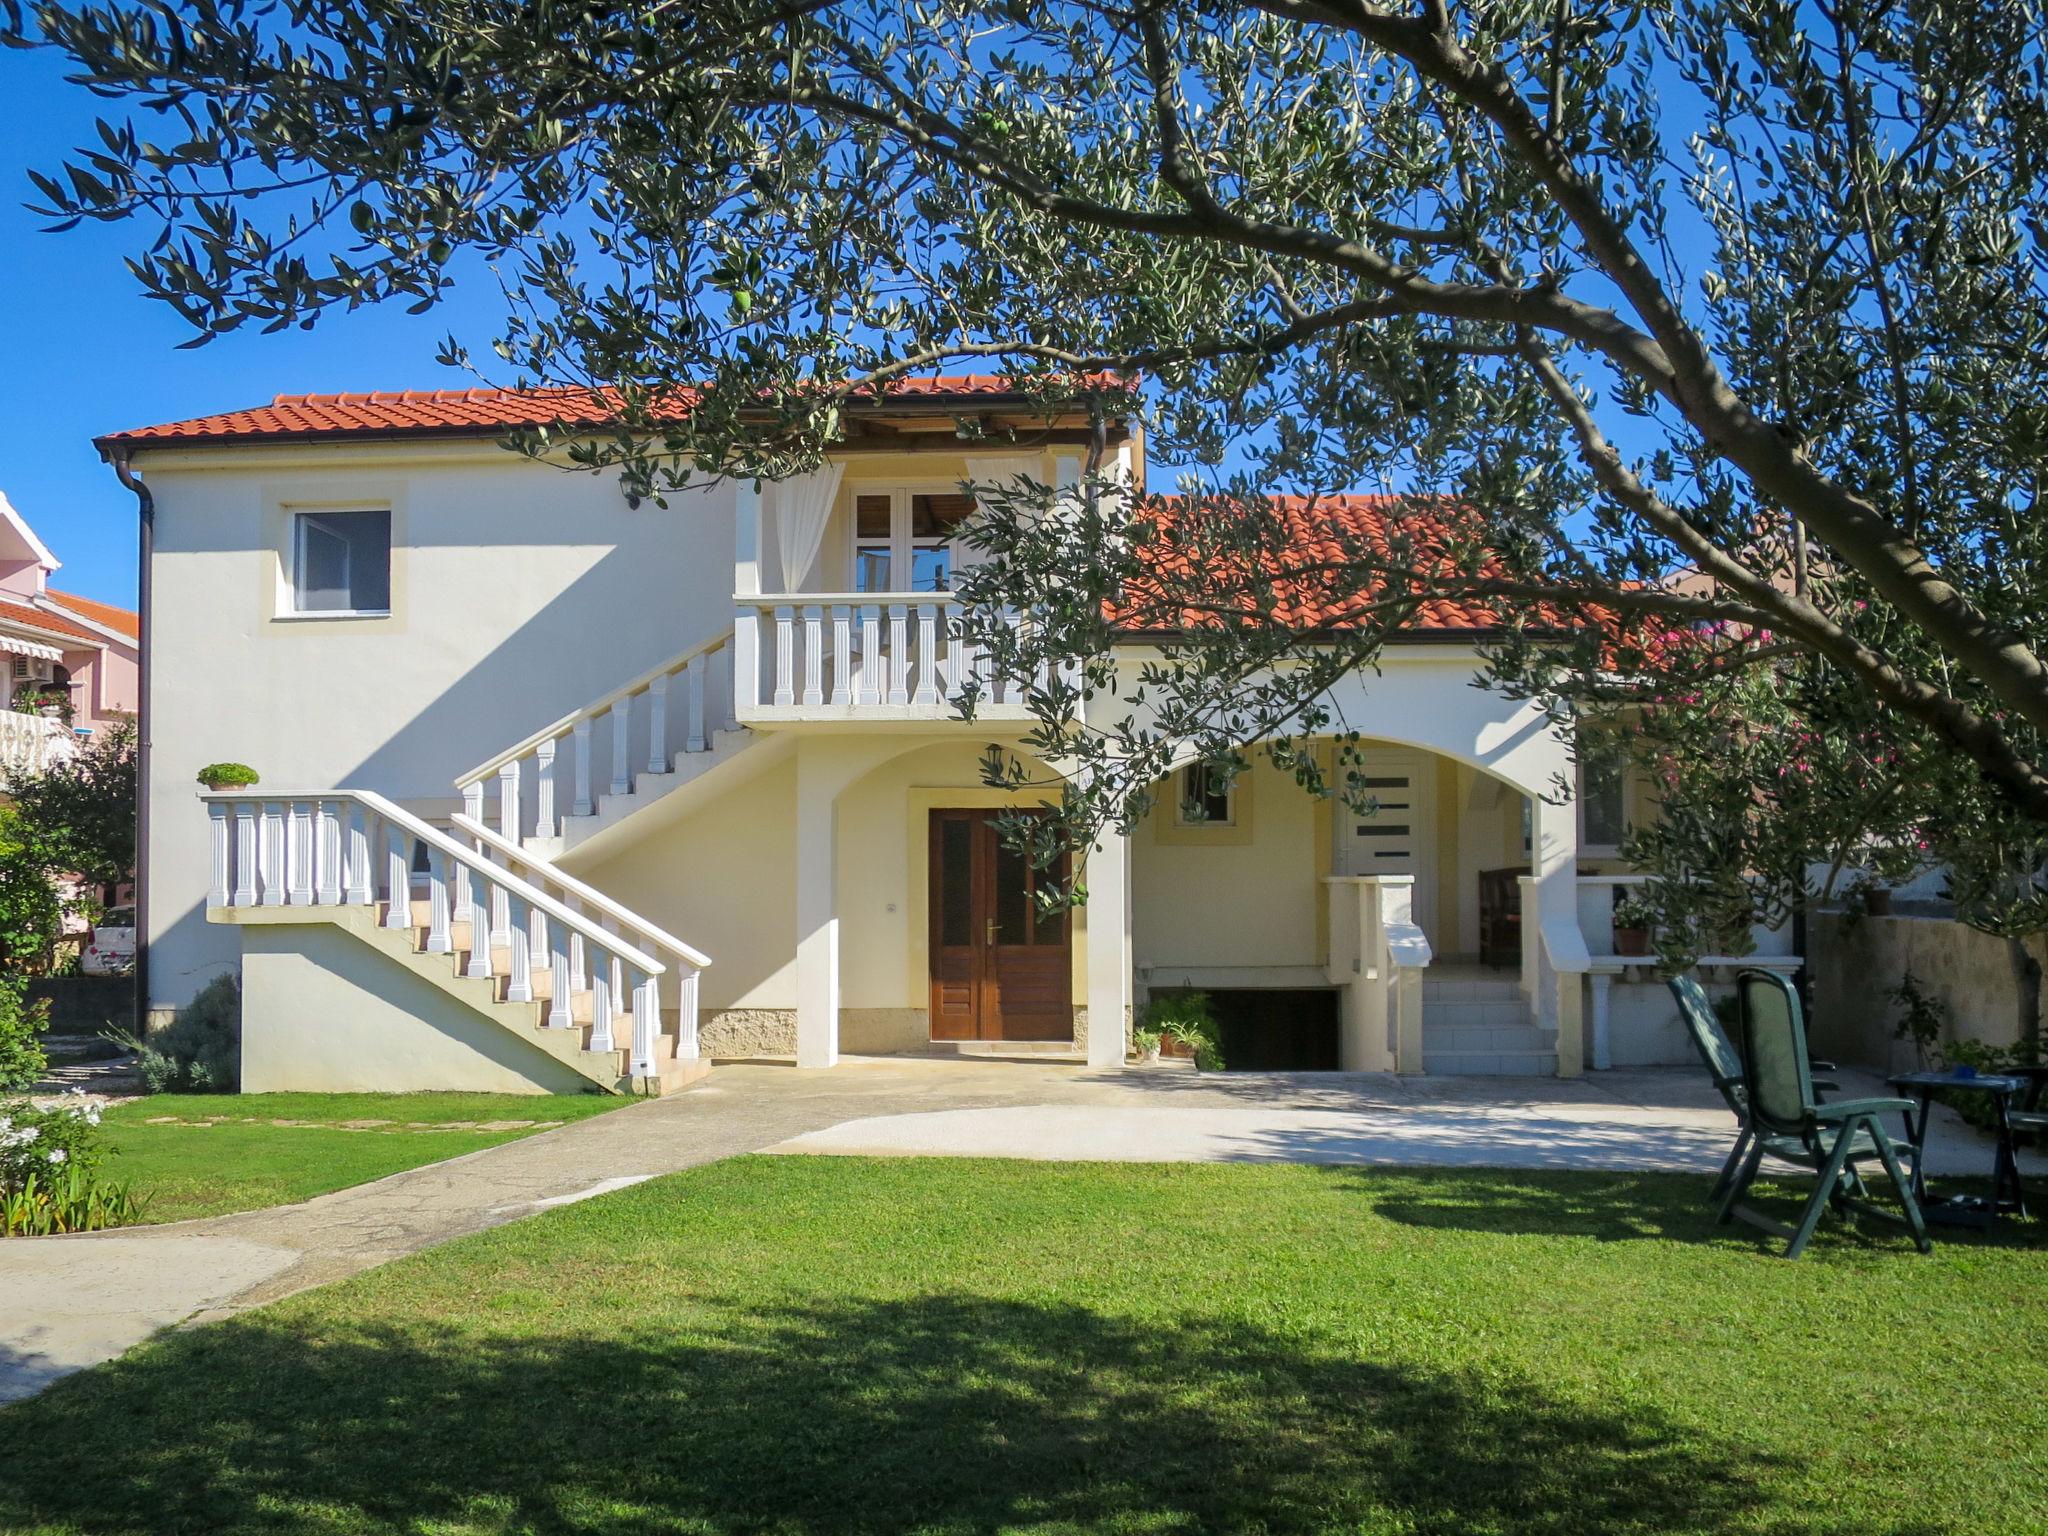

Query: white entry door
[1334,750,1437,941]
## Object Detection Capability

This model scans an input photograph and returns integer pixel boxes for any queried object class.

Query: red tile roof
[47,589,139,642]
[0,595,112,648]
[1119,494,1582,636]
[99,376,1124,448]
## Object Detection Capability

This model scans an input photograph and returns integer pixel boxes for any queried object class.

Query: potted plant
[1139,991,1226,1071]
[14,682,70,722]
[1862,883,1894,917]
[1611,895,1655,956]
[195,763,260,792]
[1131,1027,1162,1065]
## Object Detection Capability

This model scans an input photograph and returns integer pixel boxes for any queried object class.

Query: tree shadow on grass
[0,1291,1882,1536]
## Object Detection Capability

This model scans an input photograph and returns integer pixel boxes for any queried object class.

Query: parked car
[81,906,136,975]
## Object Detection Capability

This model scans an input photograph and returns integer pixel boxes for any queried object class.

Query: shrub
[0,975,51,1091]
[0,1090,141,1235]
[195,762,259,790]
[129,973,241,1093]
[1140,991,1225,1072]
[1888,970,1950,1072]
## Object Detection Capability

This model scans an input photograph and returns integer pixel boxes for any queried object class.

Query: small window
[291,509,390,615]
[1177,764,1236,827]
[909,493,974,592]
[1581,759,1627,849]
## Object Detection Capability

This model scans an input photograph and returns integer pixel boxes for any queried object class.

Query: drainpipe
[105,449,152,1042]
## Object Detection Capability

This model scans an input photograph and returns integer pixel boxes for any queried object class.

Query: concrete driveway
[3,1058,2035,1405]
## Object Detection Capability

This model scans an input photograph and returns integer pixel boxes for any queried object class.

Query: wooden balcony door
[928,809,1072,1041]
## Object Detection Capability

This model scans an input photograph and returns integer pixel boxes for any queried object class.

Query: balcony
[0,708,74,782]
[734,593,1074,725]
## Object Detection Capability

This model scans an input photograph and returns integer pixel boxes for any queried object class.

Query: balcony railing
[0,709,74,782]
[735,593,1076,721]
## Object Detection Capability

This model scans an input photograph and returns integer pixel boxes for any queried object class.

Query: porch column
[1085,823,1132,1068]
[1529,794,1588,1077]
[794,740,839,1069]
[733,478,762,719]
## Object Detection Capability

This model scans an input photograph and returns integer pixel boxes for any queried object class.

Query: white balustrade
[736,593,1077,717]
[455,629,732,849]
[1324,875,1432,1072]
[1574,873,1798,963]
[200,789,683,1082]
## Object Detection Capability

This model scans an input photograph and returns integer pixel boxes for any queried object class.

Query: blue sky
[0,47,509,609]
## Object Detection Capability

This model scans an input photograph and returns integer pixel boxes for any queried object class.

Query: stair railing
[453,810,707,1062]
[454,627,735,847]
[203,788,671,1077]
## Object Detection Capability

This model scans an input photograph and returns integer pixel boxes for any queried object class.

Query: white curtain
[774,463,845,592]
[962,454,1044,503]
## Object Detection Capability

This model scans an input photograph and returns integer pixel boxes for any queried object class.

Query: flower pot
[1137,1044,1161,1066]
[1613,927,1651,957]
[1865,888,1894,916]
[36,704,62,720]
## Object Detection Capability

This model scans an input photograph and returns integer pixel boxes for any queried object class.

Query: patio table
[1886,1070,2029,1229]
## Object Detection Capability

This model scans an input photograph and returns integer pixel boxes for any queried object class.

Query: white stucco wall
[139,441,739,1014]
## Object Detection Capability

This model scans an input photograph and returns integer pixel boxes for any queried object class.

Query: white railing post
[467,867,496,979]
[208,803,231,908]
[497,760,522,846]
[385,821,412,931]
[798,605,823,707]
[950,610,981,699]
[344,804,372,904]
[773,604,797,707]
[547,918,573,1029]
[647,674,670,774]
[685,650,709,753]
[631,970,660,1078]
[914,603,941,706]
[677,965,701,1062]
[534,738,558,840]
[505,895,535,1003]
[887,603,910,704]
[571,717,595,817]
[734,480,762,716]
[315,799,342,905]
[285,800,313,905]
[589,962,614,1053]
[462,780,485,828]
[831,604,853,705]
[233,802,259,906]
[425,846,453,953]
[452,857,475,956]
[858,604,884,705]
[258,801,286,906]
[609,701,632,797]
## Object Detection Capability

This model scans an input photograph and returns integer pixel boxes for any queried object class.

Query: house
[0,489,139,784]
[99,383,1799,1095]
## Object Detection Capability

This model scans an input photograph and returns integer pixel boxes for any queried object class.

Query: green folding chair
[1721,969,1931,1259]
[1668,973,1842,1204]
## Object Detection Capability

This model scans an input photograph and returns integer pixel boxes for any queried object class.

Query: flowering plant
[0,1089,139,1235]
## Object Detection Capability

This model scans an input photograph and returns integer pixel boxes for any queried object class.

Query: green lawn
[3,1157,2044,1534]
[97,1092,626,1223]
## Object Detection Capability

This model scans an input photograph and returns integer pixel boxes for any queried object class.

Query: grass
[95,1091,626,1223]
[3,1157,2044,1534]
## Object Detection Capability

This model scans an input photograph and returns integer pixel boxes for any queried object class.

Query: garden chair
[1668,974,1842,1203]
[1721,969,1932,1260]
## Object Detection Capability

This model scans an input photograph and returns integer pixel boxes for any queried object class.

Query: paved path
[3,1059,2034,1404]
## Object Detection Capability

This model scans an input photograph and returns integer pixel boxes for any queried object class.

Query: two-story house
[100,382,1798,1095]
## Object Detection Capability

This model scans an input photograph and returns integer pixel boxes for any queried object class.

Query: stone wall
[1808,911,2044,1070]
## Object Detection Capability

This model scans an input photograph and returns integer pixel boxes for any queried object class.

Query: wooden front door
[928,809,1072,1041]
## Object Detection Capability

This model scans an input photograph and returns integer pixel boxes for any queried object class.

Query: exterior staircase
[205,788,710,1094]
[1420,968,1559,1075]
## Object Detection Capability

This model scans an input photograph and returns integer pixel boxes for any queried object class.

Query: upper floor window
[1176,763,1237,827]
[1579,758,1627,852]
[851,489,974,593]
[292,509,390,615]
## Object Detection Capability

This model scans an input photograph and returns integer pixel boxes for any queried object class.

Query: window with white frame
[290,509,390,615]
[1176,763,1237,827]
[850,489,975,593]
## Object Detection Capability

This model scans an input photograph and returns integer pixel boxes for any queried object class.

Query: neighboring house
[100,384,1797,1095]
[0,489,139,785]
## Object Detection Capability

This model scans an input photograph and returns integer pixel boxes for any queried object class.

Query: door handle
[986,918,999,947]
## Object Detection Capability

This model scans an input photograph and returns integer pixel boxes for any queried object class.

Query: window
[291,509,390,614]
[851,488,975,593]
[1177,763,1237,827]
[1580,759,1627,850]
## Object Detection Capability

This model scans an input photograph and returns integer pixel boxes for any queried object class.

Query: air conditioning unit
[11,657,52,683]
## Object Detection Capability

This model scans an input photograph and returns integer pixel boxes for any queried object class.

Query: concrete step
[1422,1049,1560,1076]
[1423,999,1532,1032]
[923,1040,1086,1062]
[1424,1021,1555,1054]
[1423,975,1524,1004]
